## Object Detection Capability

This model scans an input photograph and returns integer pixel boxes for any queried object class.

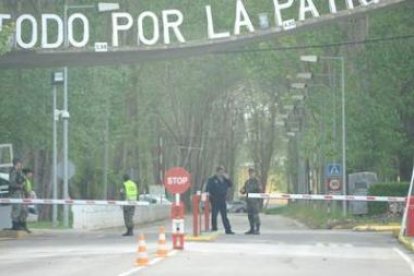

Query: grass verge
[28,220,71,230]
[265,202,401,229]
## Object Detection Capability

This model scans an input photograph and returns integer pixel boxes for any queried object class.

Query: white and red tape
[248,193,406,203]
[0,198,151,206]
[0,193,406,206]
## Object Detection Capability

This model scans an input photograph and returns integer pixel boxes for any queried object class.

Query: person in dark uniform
[206,166,235,235]
[240,168,263,235]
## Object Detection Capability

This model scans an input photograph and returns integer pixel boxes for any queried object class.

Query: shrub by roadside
[368,182,408,215]
[265,201,401,229]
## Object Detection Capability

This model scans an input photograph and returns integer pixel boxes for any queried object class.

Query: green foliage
[0,23,13,56]
[368,182,409,215]
[265,202,348,229]
[266,201,402,228]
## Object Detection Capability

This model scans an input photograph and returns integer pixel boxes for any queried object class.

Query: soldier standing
[240,168,263,235]
[9,158,25,230]
[120,174,138,236]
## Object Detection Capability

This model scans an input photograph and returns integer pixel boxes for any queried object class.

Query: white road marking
[117,250,178,276]
[185,242,395,260]
[394,248,414,275]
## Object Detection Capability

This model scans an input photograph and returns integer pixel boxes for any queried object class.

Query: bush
[368,182,409,215]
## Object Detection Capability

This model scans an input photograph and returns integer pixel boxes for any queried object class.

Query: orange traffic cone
[135,233,149,266]
[156,227,169,257]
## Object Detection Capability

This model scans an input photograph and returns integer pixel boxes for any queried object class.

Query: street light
[51,71,64,227]
[300,54,347,216]
[61,2,120,228]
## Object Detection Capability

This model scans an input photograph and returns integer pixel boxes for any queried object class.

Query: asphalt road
[1,214,413,276]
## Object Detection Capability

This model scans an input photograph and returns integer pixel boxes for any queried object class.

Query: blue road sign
[325,163,342,177]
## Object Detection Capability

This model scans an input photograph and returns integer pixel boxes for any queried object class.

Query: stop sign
[164,167,191,194]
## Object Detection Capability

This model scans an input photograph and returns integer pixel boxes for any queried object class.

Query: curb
[352,225,401,232]
[0,230,28,239]
[398,235,414,251]
[185,232,219,242]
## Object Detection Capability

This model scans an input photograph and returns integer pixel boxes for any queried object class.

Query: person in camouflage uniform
[9,158,25,230]
[240,168,263,235]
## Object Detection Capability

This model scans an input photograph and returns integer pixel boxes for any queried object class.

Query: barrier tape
[248,193,406,203]
[1,194,406,205]
[0,198,150,206]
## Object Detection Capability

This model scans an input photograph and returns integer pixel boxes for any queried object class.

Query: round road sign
[328,178,341,191]
[164,167,191,194]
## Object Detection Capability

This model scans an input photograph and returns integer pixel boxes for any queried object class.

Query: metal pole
[103,106,109,199]
[341,57,347,216]
[52,85,58,227]
[63,4,69,227]
[63,67,69,227]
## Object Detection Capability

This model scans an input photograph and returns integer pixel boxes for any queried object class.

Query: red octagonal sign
[164,167,191,194]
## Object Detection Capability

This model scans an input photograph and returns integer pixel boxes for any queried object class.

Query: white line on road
[117,250,178,276]
[394,247,414,275]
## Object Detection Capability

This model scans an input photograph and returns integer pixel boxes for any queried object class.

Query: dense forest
[0,0,413,218]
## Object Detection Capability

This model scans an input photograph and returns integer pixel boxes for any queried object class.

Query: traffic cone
[156,227,169,257]
[135,233,149,266]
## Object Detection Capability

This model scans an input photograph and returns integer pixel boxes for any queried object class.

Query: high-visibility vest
[24,177,32,194]
[123,180,138,200]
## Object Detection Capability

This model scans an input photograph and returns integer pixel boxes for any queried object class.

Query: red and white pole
[171,194,185,250]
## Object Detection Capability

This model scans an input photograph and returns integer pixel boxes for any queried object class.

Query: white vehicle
[139,194,171,205]
[0,172,9,197]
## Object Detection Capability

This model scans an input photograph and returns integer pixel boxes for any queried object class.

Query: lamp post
[61,2,120,227]
[51,72,64,227]
[300,55,347,216]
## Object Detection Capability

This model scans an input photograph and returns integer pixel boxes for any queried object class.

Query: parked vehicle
[139,194,171,205]
[227,200,247,213]
[0,172,9,199]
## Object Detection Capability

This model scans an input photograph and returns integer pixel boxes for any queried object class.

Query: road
[0,214,413,276]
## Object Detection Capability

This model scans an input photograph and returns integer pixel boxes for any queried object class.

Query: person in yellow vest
[120,174,138,236]
[20,168,34,233]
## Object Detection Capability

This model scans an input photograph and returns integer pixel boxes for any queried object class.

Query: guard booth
[348,172,378,215]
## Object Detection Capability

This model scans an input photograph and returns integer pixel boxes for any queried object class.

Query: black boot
[245,222,255,235]
[21,222,31,234]
[254,224,260,235]
[122,227,129,236]
[245,229,255,235]
[122,227,133,236]
[11,221,19,230]
[245,215,254,234]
